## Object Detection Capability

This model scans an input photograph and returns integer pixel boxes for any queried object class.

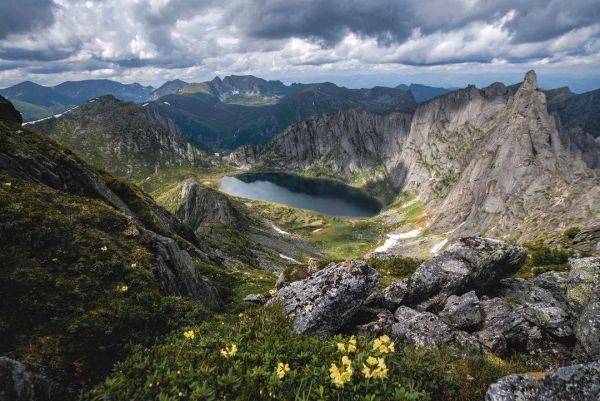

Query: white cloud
[0,0,598,89]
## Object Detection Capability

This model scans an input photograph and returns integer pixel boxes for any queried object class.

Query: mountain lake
[220,172,381,217]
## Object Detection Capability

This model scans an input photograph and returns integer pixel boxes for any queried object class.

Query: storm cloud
[0,0,598,88]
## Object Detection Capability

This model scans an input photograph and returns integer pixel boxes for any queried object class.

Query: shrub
[89,305,526,401]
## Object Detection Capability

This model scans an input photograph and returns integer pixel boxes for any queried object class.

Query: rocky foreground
[265,237,600,400]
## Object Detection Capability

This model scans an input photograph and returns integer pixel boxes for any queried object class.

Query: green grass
[88,305,532,401]
[0,175,211,389]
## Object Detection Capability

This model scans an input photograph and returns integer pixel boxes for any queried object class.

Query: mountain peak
[522,70,538,91]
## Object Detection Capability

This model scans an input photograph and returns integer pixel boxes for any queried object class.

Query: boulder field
[268,237,600,400]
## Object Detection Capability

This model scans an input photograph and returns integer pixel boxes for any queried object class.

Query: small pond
[220,172,381,217]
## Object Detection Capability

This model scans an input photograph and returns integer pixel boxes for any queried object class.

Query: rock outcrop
[177,178,248,228]
[439,291,482,330]
[0,357,64,401]
[269,260,380,336]
[0,95,22,124]
[175,178,319,271]
[485,361,600,401]
[379,237,526,307]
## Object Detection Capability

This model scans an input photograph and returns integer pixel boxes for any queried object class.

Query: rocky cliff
[229,71,600,246]
[0,95,22,124]
[229,108,412,179]
[175,178,319,271]
[33,95,207,180]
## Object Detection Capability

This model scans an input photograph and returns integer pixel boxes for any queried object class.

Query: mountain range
[1,66,600,401]
[0,80,154,121]
[2,75,454,149]
[229,71,600,246]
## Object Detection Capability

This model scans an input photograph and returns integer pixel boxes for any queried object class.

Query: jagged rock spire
[521,70,538,91]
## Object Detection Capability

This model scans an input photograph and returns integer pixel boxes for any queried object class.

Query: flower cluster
[336,335,357,353]
[220,344,238,358]
[372,335,395,354]
[361,356,388,379]
[329,355,353,388]
[118,285,128,292]
[275,362,290,379]
[183,330,195,340]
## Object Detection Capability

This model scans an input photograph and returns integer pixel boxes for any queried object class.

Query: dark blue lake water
[220,172,381,217]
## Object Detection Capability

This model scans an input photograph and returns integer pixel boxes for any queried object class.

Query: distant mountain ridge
[395,83,454,102]
[150,77,417,149]
[0,79,154,121]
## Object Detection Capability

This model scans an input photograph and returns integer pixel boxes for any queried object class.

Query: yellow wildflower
[372,334,395,354]
[118,285,128,292]
[268,289,276,296]
[131,262,137,268]
[329,357,353,388]
[4,182,11,187]
[183,330,195,340]
[100,245,108,252]
[304,304,314,312]
[220,343,238,358]
[275,362,290,379]
[336,336,357,353]
[347,336,357,353]
[362,356,388,379]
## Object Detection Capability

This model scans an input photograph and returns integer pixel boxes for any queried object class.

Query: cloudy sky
[1,0,599,91]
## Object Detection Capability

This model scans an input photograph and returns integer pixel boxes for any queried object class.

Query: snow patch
[431,239,448,254]
[373,228,422,253]
[312,228,322,233]
[163,101,170,106]
[23,105,80,125]
[279,254,300,263]
[142,103,149,107]
[272,224,290,236]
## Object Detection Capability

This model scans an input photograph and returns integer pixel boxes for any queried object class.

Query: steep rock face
[175,178,318,271]
[229,108,412,179]
[0,121,222,309]
[269,260,380,336]
[394,71,599,239]
[0,95,22,124]
[33,95,205,180]
[177,178,248,227]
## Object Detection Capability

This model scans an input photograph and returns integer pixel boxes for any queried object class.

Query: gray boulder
[475,298,530,356]
[392,306,455,348]
[485,361,600,401]
[566,257,600,314]
[0,357,63,401]
[355,308,395,336]
[439,291,482,330]
[268,260,380,336]
[243,293,268,305]
[499,278,572,338]
[366,279,409,309]
[575,297,600,359]
[394,237,526,306]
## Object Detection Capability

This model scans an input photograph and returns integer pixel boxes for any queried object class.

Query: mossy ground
[0,175,210,389]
